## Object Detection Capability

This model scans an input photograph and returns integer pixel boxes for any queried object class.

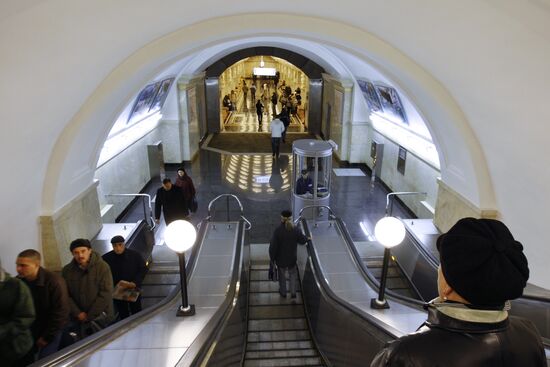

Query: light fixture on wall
[260,56,265,68]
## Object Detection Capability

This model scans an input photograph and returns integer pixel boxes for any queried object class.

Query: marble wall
[433,179,498,232]
[40,181,103,270]
[365,130,439,219]
[95,127,164,221]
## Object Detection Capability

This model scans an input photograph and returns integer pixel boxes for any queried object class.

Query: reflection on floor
[120,148,411,247]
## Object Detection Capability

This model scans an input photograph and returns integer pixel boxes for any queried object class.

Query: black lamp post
[370,216,406,310]
[165,220,196,316]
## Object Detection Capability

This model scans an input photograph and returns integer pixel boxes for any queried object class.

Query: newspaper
[113,280,140,302]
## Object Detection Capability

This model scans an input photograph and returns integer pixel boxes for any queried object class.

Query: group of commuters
[154,167,196,225]
[270,214,546,366]
[1,235,146,367]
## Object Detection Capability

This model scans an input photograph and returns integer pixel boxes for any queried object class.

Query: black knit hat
[281,210,292,218]
[69,238,91,252]
[437,217,529,306]
[110,235,125,244]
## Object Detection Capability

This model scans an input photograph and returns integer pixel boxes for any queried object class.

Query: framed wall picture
[127,83,158,123]
[397,145,407,175]
[357,79,382,113]
[149,77,175,112]
[375,84,407,124]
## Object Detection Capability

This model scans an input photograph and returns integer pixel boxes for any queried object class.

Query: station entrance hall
[1,4,550,367]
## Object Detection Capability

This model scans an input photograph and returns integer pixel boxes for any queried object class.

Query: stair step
[250,281,302,293]
[246,340,314,351]
[251,264,271,270]
[243,356,323,366]
[246,348,318,359]
[249,305,305,319]
[247,330,311,343]
[248,318,307,332]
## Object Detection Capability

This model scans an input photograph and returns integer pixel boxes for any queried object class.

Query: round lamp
[165,220,197,253]
[374,216,406,248]
[164,220,197,317]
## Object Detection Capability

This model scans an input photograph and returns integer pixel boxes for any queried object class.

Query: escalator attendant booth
[291,139,332,221]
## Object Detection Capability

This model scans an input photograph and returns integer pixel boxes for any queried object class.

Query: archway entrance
[204,47,325,135]
[219,56,309,133]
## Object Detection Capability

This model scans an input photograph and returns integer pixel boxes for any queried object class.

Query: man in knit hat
[62,238,114,340]
[371,217,545,367]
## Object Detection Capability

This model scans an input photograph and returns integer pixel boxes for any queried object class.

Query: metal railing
[385,191,427,217]
[105,193,155,228]
[204,194,251,230]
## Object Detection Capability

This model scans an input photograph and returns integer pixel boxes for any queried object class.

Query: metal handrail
[385,191,427,217]
[207,194,244,220]
[106,193,154,228]
[295,204,336,225]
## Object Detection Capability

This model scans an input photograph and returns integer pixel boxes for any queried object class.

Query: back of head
[437,217,529,307]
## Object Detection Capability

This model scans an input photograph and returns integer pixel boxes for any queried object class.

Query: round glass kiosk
[292,139,333,221]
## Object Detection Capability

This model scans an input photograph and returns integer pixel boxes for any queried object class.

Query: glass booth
[292,139,333,221]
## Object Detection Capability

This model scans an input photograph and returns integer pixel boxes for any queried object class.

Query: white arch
[42,13,494,222]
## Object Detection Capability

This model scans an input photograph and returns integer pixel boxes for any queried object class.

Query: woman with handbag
[175,166,196,216]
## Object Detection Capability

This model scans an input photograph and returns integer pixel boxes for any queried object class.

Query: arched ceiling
[1,4,548,284]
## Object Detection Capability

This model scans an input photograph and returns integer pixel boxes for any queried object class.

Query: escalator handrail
[300,219,409,338]
[32,218,210,367]
[400,221,550,305]
[207,194,244,216]
[333,217,426,308]
[177,219,247,366]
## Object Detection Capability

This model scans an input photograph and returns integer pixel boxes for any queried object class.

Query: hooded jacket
[62,251,114,322]
[370,300,546,367]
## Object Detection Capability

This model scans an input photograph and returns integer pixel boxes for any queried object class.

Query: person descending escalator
[269,210,309,299]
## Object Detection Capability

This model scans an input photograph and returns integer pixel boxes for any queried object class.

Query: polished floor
[121,140,412,247]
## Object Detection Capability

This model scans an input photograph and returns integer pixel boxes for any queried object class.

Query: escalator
[244,263,325,366]
[363,256,422,301]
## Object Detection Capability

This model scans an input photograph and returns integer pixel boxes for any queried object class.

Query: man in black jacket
[103,235,147,320]
[370,218,546,367]
[16,249,69,360]
[269,210,308,298]
[155,178,187,225]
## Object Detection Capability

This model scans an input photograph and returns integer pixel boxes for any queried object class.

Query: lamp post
[370,216,406,309]
[165,220,197,317]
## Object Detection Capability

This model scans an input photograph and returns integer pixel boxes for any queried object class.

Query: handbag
[190,196,198,213]
[268,261,278,282]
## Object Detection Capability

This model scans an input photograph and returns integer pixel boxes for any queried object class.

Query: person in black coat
[102,235,147,320]
[155,178,187,225]
[370,218,546,367]
[277,107,291,143]
[16,249,69,361]
[269,210,308,298]
[255,99,264,129]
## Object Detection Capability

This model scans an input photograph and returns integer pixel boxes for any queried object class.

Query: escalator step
[243,356,323,366]
[249,305,305,319]
[249,293,303,306]
[247,330,311,343]
[140,284,177,298]
[246,340,314,351]
[249,318,307,332]
[246,348,318,359]
[141,273,179,285]
[250,281,302,293]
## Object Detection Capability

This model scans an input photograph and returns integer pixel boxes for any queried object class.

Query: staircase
[363,256,422,300]
[243,263,325,367]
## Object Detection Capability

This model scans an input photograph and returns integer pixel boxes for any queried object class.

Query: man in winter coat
[16,249,69,360]
[103,235,147,320]
[155,178,188,225]
[370,218,546,367]
[269,210,309,298]
[0,257,35,367]
[62,238,114,338]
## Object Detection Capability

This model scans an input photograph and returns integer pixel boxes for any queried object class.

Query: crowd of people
[1,168,196,367]
[0,235,146,366]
